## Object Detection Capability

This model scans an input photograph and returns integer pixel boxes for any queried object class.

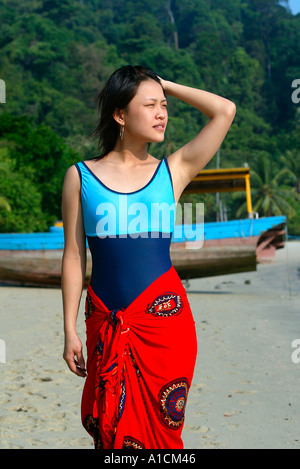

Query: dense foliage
[0,0,299,233]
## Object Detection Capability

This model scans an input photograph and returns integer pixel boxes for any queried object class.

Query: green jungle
[0,0,299,235]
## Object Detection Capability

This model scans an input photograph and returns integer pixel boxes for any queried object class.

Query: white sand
[0,242,299,449]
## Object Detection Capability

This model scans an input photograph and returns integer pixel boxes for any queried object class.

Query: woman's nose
[157,107,166,119]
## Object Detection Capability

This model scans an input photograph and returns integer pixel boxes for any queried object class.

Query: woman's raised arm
[61,165,87,377]
[161,79,236,202]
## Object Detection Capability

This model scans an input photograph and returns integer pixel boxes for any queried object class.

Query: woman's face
[120,79,168,144]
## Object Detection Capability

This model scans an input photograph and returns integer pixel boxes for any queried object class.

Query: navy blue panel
[87,233,172,310]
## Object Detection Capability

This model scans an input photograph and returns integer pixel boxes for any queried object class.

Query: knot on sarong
[92,306,130,448]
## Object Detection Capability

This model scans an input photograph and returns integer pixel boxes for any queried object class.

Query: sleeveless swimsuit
[75,157,197,449]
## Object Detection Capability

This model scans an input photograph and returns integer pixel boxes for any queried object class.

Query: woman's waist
[88,234,173,297]
[87,265,189,319]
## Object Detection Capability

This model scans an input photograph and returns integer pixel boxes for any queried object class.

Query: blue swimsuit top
[75,158,176,310]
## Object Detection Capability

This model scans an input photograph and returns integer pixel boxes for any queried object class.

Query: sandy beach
[0,241,299,449]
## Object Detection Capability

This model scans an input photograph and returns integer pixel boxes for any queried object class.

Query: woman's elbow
[225,100,236,120]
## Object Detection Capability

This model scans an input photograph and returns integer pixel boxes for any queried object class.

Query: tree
[0,114,79,229]
[0,161,11,212]
[227,47,264,110]
[279,150,300,194]
[234,156,300,220]
[0,165,47,233]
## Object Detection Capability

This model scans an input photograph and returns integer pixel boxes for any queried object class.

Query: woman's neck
[109,140,150,166]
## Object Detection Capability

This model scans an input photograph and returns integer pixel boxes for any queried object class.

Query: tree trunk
[167,0,179,50]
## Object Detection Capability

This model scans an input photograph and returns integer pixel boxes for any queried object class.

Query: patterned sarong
[81,266,197,449]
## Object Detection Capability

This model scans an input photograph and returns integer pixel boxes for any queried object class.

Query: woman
[62,66,236,449]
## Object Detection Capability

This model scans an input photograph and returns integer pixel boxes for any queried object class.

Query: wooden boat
[0,215,286,287]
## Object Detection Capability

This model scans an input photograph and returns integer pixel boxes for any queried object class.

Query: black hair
[90,65,163,159]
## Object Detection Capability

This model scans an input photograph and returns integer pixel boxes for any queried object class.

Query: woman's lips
[153,124,165,130]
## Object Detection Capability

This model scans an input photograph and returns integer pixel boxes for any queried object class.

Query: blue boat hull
[0,216,287,250]
[0,216,286,286]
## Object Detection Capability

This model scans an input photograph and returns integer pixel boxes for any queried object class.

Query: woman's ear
[113,108,125,126]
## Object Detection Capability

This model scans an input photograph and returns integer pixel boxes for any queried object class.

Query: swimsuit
[75,157,197,449]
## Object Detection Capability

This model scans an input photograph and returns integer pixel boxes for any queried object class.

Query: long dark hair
[90,65,163,159]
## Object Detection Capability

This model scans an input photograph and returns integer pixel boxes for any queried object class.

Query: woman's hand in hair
[158,76,168,91]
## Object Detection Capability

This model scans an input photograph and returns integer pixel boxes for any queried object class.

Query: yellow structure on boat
[183,167,253,216]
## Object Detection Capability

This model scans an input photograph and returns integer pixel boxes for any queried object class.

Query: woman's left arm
[161,79,236,201]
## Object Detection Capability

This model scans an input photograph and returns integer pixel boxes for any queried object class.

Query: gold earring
[120,125,124,141]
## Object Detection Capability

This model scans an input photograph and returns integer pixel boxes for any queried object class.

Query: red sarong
[81,266,197,449]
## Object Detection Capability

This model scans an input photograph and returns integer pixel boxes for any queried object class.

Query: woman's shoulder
[66,159,93,175]
[63,163,82,188]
